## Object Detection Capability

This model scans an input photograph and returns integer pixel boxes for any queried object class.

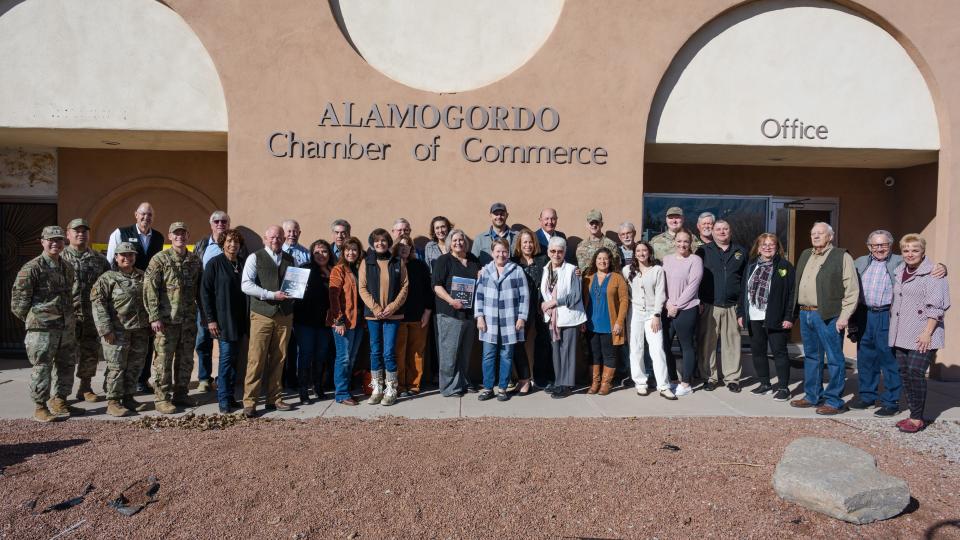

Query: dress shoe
[790,398,817,408]
[815,403,847,415]
[727,382,741,393]
[702,381,717,392]
[273,400,294,411]
[299,391,312,405]
[848,399,877,410]
[874,406,899,417]
[338,397,359,406]
[751,384,773,395]
[550,386,571,399]
[242,406,257,418]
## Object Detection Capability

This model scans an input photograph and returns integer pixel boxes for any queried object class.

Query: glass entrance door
[769,198,839,263]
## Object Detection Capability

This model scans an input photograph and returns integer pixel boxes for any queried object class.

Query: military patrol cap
[41,226,66,240]
[586,209,603,223]
[665,206,684,217]
[115,241,138,255]
[169,222,189,233]
[67,218,90,230]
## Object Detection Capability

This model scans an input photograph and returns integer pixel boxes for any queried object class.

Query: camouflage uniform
[143,247,201,402]
[10,253,79,404]
[61,245,110,380]
[650,230,703,263]
[575,236,621,271]
[91,268,150,400]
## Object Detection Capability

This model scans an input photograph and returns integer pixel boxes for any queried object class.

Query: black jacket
[400,258,435,322]
[200,253,250,341]
[293,261,331,327]
[739,255,796,333]
[696,242,747,314]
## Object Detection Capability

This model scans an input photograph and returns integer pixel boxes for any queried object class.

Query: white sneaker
[381,380,398,406]
[674,384,693,397]
[660,388,678,400]
[636,385,650,396]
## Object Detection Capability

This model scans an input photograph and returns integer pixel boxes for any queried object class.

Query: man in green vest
[791,222,859,415]
[240,224,296,418]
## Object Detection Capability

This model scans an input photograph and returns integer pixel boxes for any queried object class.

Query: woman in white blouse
[624,241,675,400]
[539,236,587,399]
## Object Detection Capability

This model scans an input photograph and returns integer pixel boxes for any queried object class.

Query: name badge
[128,238,139,243]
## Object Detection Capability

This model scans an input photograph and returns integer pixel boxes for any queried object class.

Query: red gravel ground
[0,417,958,539]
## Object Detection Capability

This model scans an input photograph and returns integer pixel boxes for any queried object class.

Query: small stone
[773,437,909,524]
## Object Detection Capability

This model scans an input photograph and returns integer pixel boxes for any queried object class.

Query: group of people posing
[11,201,949,433]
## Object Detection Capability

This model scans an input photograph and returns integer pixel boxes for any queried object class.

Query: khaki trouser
[698,304,742,383]
[153,322,197,402]
[243,311,292,408]
[395,321,428,392]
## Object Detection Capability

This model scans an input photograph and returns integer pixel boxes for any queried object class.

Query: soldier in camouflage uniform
[91,242,151,417]
[575,209,621,271]
[61,218,111,403]
[650,206,703,262]
[10,226,85,422]
[143,222,202,414]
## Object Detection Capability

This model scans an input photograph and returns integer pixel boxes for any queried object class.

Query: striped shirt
[861,256,893,308]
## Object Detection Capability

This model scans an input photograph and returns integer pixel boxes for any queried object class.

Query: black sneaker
[751,384,773,395]
[772,388,790,402]
[477,389,494,401]
[874,406,899,417]
[496,392,511,402]
[467,384,480,394]
[551,386,571,399]
[702,381,717,392]
[849,399,877,410]
[727,383,741,393]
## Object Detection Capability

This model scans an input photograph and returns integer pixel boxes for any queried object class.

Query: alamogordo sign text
[267,101,608,165]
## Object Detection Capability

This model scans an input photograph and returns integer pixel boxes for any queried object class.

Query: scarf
[547,265,561,341]
[748,259,774,312]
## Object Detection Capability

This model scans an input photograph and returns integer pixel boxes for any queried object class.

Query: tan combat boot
[122,395,149,412]
[106,400,131,417]
[598,367,616,396]
[34,404,58,423]
[587,364,602,394]
[76,378,102,403]
[48,396,85,417]
[155,401,177,415]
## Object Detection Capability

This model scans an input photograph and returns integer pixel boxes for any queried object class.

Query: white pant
[629,310,670,390]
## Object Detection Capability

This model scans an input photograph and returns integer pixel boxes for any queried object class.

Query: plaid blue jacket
[474,261,530,345]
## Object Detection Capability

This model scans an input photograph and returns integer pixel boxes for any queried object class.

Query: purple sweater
[663,253,704,311]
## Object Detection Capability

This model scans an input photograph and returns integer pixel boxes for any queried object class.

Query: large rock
[773,437,909,524]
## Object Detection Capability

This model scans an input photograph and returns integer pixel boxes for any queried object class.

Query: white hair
[618,221,636,233]
[548,236,567,252]
[812,221,834,236]
[697,212,716,224]
[866,229,894,244]
[281,219,300,229]
[209,210,229,223]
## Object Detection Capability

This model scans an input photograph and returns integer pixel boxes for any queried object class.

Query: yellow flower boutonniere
[777,268,788,278]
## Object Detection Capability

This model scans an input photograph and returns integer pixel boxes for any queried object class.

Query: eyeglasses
[548,249,564,254]
[213,219,229,224]
[867,243,890,249]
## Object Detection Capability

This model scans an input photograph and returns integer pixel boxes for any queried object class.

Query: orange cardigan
[327,264,360,328]
[582,271,630,346]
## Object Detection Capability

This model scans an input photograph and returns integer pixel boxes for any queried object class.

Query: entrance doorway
[771,197,838,263]
[1,202,58,354]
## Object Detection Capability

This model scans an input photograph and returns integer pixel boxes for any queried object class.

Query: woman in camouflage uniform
[90,242,151,416]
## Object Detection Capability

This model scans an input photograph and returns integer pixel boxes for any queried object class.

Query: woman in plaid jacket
[474,239,529,402]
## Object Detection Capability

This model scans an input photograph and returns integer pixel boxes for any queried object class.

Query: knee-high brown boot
[587,364,602,394]
[599,366,617,395]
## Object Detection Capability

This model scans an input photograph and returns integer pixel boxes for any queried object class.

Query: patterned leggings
[893,347,935,420]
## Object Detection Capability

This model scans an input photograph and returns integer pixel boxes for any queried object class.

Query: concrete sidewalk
[1,355,957,422]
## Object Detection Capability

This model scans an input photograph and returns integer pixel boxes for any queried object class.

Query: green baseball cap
[41,226,65,240]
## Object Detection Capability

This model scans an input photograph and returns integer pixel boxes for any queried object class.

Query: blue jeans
[368,320,400,373]
[799,310,847,409]
[294,324,334,393]
[332,327,363,402]
[856,309,902,408]
[195,313,214,381]
[216,339,239,407]
[482,337,514,390]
